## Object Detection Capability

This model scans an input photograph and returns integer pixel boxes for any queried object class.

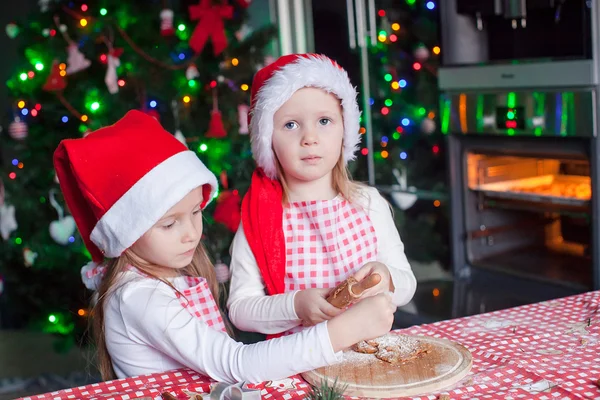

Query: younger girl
[54,110,396,383]
[227,54,416,337]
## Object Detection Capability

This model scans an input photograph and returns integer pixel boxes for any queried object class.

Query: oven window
[464,153,592,290]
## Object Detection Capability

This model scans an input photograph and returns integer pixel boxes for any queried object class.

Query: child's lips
[302,155,322,164]
[182,249,195,256]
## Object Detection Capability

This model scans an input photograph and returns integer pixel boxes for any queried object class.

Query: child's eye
[319,118,331,126]
[284,121,298,130]
[192,209,201,215]
[162,221,176,229]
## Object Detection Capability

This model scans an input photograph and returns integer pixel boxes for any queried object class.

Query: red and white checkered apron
[128,267,226,332]
[283,196,377,334]
[175,276,227,332]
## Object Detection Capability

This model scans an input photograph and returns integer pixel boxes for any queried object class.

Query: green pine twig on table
[305,378,348,400]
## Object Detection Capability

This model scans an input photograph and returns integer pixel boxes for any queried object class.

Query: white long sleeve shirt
[227,186,416,335]
[104,271,342,383]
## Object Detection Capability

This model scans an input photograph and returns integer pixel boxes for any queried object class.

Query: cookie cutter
[209,382,261,400]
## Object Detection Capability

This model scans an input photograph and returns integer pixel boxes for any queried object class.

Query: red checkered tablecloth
[20,291,600,400]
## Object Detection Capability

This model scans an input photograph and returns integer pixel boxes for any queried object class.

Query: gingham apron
[129,267,226,333]
[283,196,378,335]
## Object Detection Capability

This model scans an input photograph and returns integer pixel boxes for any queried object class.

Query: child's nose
[183,221,201,242]
[301,129,318,146]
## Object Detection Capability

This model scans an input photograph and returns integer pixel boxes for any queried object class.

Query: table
[20,291,600,400]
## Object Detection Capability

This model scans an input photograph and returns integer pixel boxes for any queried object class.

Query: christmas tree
[352,0,448,265]
[0,0,275,349]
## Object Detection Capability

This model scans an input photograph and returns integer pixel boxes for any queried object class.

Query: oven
[438,1,600,317]
[443,90,600,316]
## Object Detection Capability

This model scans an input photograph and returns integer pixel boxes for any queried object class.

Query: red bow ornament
[188,0,233,55]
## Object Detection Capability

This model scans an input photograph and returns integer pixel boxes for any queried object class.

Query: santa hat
[54,110,218,263]
[249,53,361,179]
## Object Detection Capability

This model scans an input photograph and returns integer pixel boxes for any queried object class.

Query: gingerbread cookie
[351,334,430,365]
[376,346,404,364]
[352,339,378,354]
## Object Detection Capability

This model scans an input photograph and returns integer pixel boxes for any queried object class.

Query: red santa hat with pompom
[54,110,218,265]
[249,53,361,179]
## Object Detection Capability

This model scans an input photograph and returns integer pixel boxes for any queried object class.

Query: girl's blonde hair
[91,243,230,380]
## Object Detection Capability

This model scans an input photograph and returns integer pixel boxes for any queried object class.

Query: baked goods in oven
[512,181,591,200]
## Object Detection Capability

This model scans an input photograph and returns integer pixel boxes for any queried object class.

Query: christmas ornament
[66,44,91,75]
[23,247,38,267]
[0,204,17,240]
[188,0,233,55]
[420,118,436,134]
[5,23,19,39]
[390,167,417,210]
[8,117,28,140]
[42,61,67,92]
[160,9,175,36]
[0,180,17,241]
[81,261,107,291]
[39,0,52,12]
[105,48,123,94]
[213,190,241,232]
[186,64,200,80]
[214,262,230,283]
[235,24,252,41]
[414,45,430,62]
[238,104,249,134]
[48,189,76,245]
[256,55,275,70]
[206,89,226,138]
[206,111,226,138]
[220,170,228,188]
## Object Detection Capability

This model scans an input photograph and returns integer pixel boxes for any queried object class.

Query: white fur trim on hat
[250,54,361,179]
[89,150,217,258]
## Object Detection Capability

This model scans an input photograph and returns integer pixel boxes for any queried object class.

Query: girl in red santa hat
[228,54,416,338]
[54,110,396,383]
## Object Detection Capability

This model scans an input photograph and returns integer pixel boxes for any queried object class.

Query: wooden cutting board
[302,335,472,398]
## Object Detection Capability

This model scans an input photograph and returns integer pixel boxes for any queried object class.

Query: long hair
[91,243,229,380]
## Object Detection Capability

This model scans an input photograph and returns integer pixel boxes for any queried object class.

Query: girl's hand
[353,261,394,298]
[294,288,344,326]
[327,292,396,352]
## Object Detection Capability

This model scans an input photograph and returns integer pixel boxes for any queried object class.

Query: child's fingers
[315,287,334,297]
[320,300,344,318]
[352,263,375,281]
[310,309,333,325]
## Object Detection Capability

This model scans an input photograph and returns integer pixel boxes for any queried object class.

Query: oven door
[449,135,595,294]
